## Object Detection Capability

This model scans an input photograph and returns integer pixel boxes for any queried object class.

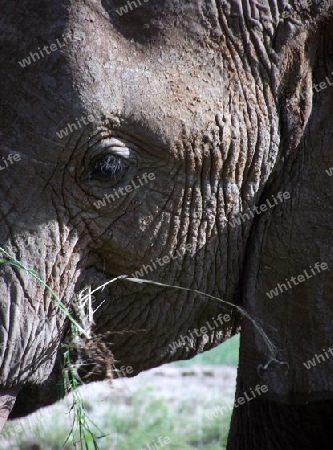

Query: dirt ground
[1,364,237,449]
[107,364,237,409]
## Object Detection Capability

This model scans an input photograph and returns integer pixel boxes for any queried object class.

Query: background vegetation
[0,336,240,450]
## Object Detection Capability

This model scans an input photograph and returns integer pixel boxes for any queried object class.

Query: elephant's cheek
[74,267,239,376]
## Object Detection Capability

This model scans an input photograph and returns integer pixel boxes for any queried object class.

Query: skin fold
[1,1,333,447]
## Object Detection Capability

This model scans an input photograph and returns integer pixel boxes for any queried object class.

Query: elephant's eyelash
[83,137,138,182]
[91,154,129,178]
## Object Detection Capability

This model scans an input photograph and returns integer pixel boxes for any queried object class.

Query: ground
[1,337,239,449]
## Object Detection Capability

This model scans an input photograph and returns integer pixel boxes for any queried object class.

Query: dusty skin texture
[1,0,333,447]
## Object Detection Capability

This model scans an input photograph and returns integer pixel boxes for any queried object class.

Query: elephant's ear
[237,1,333,405]
[249,0,326,172]
[274,0,333,162]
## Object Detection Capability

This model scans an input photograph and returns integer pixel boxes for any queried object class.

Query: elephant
[1,0,333,448]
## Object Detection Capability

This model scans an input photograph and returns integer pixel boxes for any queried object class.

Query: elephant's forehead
[71,46,224,138]
[67,15,225,140]
[2,0,259,162]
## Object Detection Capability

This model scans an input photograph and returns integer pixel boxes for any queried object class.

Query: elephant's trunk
[0,388,18,432]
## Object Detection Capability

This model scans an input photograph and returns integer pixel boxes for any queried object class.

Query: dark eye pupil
[92,154,127,178]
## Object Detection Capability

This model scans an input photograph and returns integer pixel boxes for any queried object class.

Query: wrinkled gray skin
[1,0,333,447]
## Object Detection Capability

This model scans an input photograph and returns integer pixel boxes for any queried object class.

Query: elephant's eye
[91,154,129,179]
[85,137,136,182]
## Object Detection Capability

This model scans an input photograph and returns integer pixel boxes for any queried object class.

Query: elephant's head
[1,0,333,438]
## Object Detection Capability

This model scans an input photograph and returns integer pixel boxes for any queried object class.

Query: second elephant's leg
[227,381,333,450]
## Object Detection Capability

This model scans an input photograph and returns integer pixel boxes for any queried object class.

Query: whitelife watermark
[300,71,333,100]
[325,166,333,176]
[228,192,290,228]
[169,314,231,353]
[116,0,150,16]
[112,364,133,378]
[0,153,21,171]
[303,348,333,369]
[205,384,268,421]
[266,262,328,299]
[18,31,83,68]
[141,436,170,450]
[131,243,195,279]
[0,410,43,443]
[56,114,96,139]
[93,172,156,209]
